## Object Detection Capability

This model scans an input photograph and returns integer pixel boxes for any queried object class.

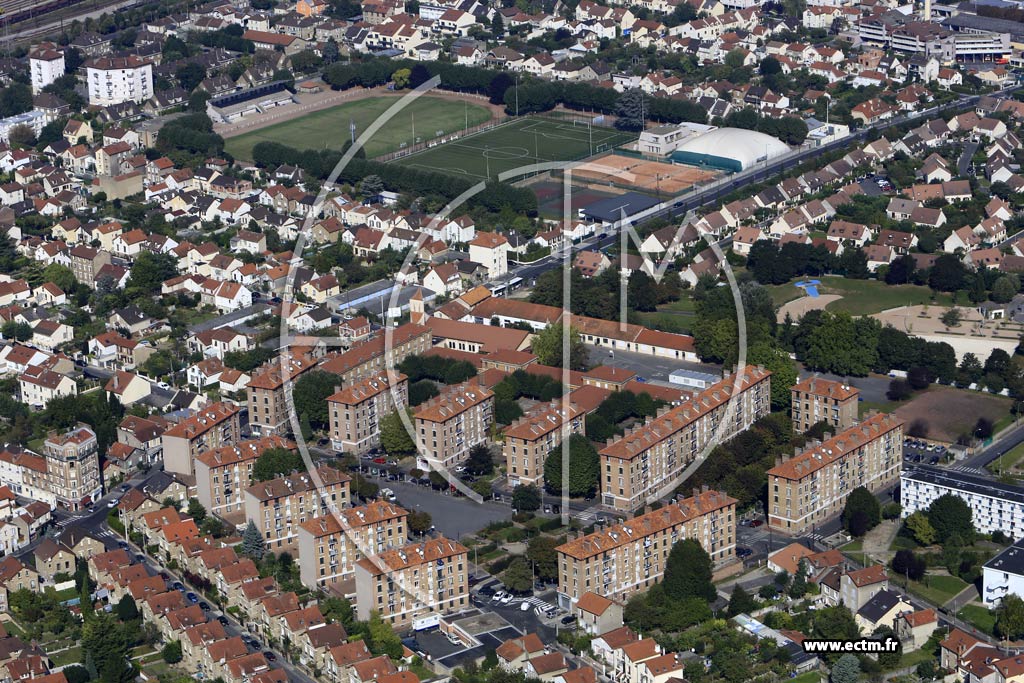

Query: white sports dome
[671,127,790,171]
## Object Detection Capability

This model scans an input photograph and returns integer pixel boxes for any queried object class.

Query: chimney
[924,0,932,21]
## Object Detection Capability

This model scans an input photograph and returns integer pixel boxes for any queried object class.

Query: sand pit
[777,294,843,322]
[574,153,719,194]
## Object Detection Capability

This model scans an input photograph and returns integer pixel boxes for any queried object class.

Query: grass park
[767,276,956,318]
[395,117,637,181]
[224,95,493,162]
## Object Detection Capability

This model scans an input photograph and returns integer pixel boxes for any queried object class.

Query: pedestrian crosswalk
[950,466,986,475]
[514,596,557,613]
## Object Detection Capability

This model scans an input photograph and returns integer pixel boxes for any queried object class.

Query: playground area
[872,305,1021,360]
[571,153,719,195]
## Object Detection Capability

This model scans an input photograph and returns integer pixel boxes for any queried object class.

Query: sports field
[395,117,637,180]
[223,96,493,161]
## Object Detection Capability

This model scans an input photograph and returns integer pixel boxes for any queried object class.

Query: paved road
[961,420,1024,470]
[959,140,979,177]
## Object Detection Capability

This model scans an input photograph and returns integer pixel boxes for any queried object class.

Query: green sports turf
[223,95,493,161]
[394,117,638,180]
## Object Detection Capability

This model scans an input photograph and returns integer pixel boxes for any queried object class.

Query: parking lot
[903,437,949,466]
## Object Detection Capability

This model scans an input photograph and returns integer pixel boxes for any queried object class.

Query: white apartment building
[30,48,65,94]
[85,56,154,106]
[901,465,1024,539]
[983,539,1024,606]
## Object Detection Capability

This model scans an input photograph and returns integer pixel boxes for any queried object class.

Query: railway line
[0,0,139,45]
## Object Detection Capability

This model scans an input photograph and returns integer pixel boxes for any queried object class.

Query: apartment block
[247,355,317,437]
[598,366,771,512]
[297,500,409,591]
[555,490,736,608]
[327,372,408,454]
[354,536,468,626]
[42,424,103,511]
[194,436,295,521]
[85,56,153,106]
[791,377,859,433]
[162,402,241,477]
[504,402,584,487]
[414,381,494,471]
[320,323,431,385]
[766,412,904,536]
[244,466,351,550]
[902,465,1024,540]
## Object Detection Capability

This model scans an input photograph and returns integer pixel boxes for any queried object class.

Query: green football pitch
[393,117,637,180]
[223,95,493,161]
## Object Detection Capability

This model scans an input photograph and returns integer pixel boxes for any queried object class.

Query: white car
[107,497,120,508]
[520,601,531,611]
[492,591,506,603]
[500,594,514,605]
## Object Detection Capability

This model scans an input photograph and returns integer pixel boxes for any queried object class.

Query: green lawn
[767,276,954,317]
[899,646,937,669]
[224,96,493,162]
[958,604,997,635]
[788,671,821,683]
[907,574,968,606]
[396,116,637,180]
[988,440,1024,475]
[49,646,82,667]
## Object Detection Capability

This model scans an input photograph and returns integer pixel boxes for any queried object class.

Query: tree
[7,123,35,147]
[927,493,975,543]
[127,252,179,293]
[789,559,808,598]
[904,511,936,546]
[827,651,860,683]
[252,447,303,481]
[82,612,133,683]
[615,89,646,132]
[663,538,715,602]
[488,72,513,105]
[391,68,411,89]
[408,510,432,535]
[359,174,385,197]
[512,484,541,512]
[491,12,504,34]
[187,498,207,524]
[175,62,206,92]
[532,324,588,370]
[114,595,138,622]
[759,56,781,76]
[941,307,963,328]
[465,443,494,476]
[380,411,416,455]
[527,536,560,581]
[544,434,600,498]
[908,366,933,391]
[502,556,534,593]
[241,520,265,559]
[891,549,926,581]
[992,275,1020,303]
[997,593,1024,640]
[161,640,183,664]
[843,486,881,537]
[887,379,912,401]
[2,321,32,341]
[727,584,757,616]
[367,612,403,658]
[294,370,340,430]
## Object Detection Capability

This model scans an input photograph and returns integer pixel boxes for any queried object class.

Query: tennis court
[394,117,637,180]
[572,153,719,194]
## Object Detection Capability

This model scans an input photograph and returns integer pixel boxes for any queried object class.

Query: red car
[373,457,386,464]
[750,520,764,528]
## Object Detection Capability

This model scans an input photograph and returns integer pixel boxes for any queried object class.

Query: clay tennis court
[573,153,719,194]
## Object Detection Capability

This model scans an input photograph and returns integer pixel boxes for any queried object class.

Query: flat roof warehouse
[581,192,661,224]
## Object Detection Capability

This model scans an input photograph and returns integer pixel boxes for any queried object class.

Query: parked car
[749,520,764,528]
[217,616,229,625]
[199,602,211,611]
[561,615,576,625]
[500,593,514,605]
[263,651,277,662]
[736,547,753,558]
[186,592,199,603]
[172,582,185,592]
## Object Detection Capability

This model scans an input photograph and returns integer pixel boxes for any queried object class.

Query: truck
[412,614,440,631]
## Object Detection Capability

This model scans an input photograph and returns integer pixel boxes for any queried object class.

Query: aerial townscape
[11,0,1024,682]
